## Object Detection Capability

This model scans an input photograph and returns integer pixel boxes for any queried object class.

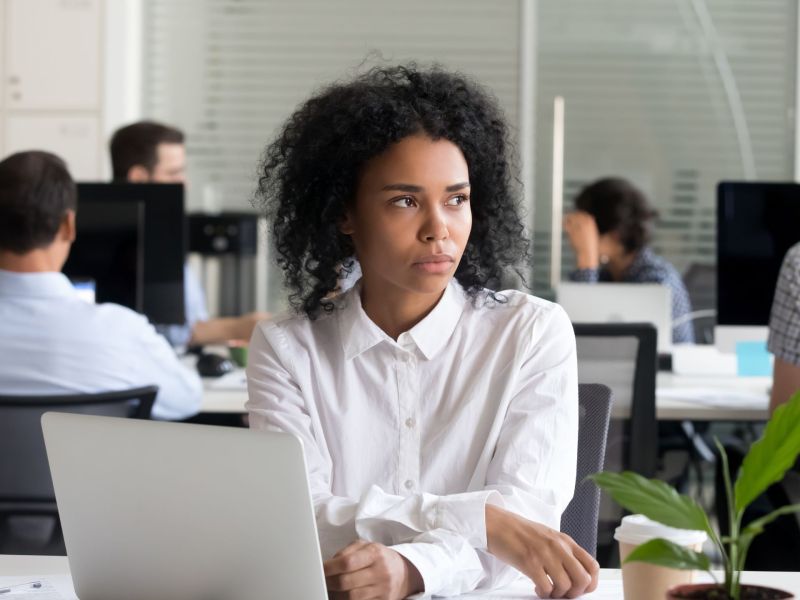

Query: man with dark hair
[110,121,267,347]
[110,121,185,183]
[0,150,201,420]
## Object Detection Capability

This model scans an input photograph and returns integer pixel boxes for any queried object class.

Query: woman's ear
[339,212,355,235]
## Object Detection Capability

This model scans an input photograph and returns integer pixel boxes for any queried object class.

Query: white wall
[0,0,142,180]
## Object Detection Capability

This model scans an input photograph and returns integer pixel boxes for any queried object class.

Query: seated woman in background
[246,65,598,599]
[563,177,694,344]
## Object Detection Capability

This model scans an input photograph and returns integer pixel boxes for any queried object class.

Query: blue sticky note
[736,341,772,377]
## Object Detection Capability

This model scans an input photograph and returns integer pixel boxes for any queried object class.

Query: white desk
[200,370,771,422]
[2,555,799,598]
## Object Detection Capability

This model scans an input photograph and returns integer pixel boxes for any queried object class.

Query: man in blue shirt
[110,121,267,347]
[0,151,201,420]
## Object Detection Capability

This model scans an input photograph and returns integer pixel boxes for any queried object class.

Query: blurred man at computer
[564,177,694,343]
[0,151,201,420]
[110,121,267,347]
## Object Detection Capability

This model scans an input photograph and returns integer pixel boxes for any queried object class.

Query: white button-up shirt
[0,269,202,420]
[246,281,578,596]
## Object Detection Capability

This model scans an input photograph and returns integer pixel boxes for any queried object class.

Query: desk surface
[2,555,798,598]
[201,370,770,422]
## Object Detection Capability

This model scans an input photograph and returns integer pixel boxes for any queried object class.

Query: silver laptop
[556,282,672,353]
[41,413,327,600]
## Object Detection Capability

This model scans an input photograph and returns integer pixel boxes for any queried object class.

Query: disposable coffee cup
[614,514,707,600]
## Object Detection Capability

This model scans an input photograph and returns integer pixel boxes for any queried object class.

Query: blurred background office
[2,0,800,565]
[2,0,793,316]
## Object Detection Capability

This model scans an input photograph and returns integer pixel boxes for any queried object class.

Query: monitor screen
[717,182,800,326]
[64,201,143,310]
[62,183,186,325]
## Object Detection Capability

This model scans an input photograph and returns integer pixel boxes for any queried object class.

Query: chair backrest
[682,262,717,343]
[561,383,613,557]
[0,386,157,508]
[573,323,657,477]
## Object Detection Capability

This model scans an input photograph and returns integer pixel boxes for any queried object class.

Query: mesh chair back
[561,383,613,557]
[0,386,156,508]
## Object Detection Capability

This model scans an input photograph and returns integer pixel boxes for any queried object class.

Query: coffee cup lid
[614,514,707,547]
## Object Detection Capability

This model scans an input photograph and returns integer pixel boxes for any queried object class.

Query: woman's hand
[563,211,600,270]
[486,504,599,599]
[323,540,424,600]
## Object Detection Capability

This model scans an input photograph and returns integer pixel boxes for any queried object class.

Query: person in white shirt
[110,121,268,347]
[0,150,202,420]
[246,65,598,599]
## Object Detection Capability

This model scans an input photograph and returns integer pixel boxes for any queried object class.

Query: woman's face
[341,134,472,298]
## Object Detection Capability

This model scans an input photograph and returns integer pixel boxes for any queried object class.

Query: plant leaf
[590,471,713,535]
[623,538,710,571]
[740,503,800,540]
[734,391,800,515]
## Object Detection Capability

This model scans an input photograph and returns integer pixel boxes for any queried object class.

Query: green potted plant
[591,391,800,599]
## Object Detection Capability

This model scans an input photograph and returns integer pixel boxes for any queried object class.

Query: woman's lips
[412,255,455,274]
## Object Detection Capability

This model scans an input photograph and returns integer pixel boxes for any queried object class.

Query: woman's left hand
[324,540,424,599]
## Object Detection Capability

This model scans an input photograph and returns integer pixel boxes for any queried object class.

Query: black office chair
[682,262,717,344]
[573,322,657,565]
[573,323,657,477]
[0,386,157,555]
[561,383,613,558]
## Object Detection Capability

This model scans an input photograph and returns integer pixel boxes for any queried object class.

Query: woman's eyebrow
[381,182,471,193]
[382,183,423,192]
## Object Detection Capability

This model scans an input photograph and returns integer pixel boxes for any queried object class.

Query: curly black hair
[256,64,529,318]
[574,177,658,254]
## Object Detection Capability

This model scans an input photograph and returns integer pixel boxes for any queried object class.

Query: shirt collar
[0,269,78,299]
[338,279,467,361]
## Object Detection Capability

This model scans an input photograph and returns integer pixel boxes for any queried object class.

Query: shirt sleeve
[769,245,800,365]
[124,309,203,420]
[246,306,578,596]
[473,303,579,590]
[156,265,209,348]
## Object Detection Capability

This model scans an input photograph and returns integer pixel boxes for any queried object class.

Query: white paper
[0,579,65,599]
[439,578,624,599]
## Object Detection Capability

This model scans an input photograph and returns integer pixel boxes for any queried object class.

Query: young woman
[563,177,695,343]
[247,65,598,599]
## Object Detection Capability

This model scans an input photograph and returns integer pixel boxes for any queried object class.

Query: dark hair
[256,64,528,318]
[109,120,184,181]
[574,177,657,253]
[0,151,77,254]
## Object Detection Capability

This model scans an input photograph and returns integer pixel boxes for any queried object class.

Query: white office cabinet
[4,115,99,179]
[5,0,101,110]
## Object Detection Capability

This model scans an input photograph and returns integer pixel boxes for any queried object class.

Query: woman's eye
[391,196,416,208]
[446,194,469,206]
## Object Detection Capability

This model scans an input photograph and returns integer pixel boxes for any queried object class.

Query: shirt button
[404,479,414,490]
[405,417,416,428]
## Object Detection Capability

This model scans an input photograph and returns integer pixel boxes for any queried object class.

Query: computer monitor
[62,183,186,325]
[716,181,800,350]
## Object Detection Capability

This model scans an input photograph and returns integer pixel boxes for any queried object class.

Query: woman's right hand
[563,211,600,270]
[485,504,599,599]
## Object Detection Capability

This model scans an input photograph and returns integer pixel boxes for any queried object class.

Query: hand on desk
[324,539,423,600]
[486,504,599,599]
